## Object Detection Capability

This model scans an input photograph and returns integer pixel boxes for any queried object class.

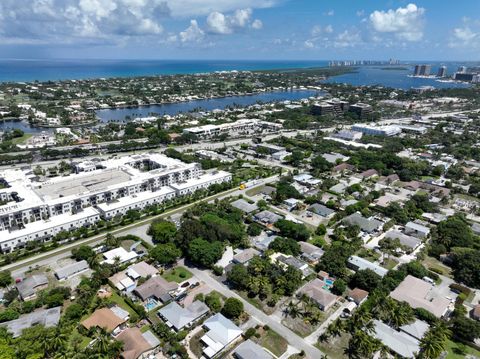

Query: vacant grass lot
[253,328,288,357]
[445,339,480,358]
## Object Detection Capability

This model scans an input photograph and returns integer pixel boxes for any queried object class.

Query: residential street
[1,175,279,278]
[186,264,325,359]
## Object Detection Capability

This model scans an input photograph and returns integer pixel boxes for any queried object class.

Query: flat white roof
[170,171,230,191]
[102,247,138,264]
[96,187,176,212]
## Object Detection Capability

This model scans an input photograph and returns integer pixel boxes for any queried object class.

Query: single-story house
[102,247,138,265]
[16,274,48,301]
[54,260,89,280]
[232,248,260,265]
[233,339,273,359]
[347,288,369,305]
[358,169,379,180]
[201,313,243,358]
[299,242,324,264]
[158,300,209,331]
[0,307,61,338]
[343,213,383,234]
[117,327,160,359]
[389,275,451,318]
[81,307,127,334]
[347,256,388,277]
[134,276,178,303]
[404,222,430,239]
[384,230,422,252]
[126,261,158,280]
[297,278,337,311]
[271,253,314,278]
[109,271,137,292]
[284,198,300,211]
[332,163,355,173]
[254,210,283,226]
[231,199,258,214]
[372,320,420,358]
[308,203,335,218]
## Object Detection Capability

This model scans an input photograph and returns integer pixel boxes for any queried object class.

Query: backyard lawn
[253,328,288,357]
[445,339,480,359]
[162,266,193,283]
[109,288,137,317]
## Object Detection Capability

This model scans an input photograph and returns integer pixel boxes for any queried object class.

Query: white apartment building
[96,186,176,220]
[182,119,280,139]
[1,207,100,252]
[0,154,231,252]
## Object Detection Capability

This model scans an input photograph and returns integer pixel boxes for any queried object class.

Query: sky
[0,0,479,61]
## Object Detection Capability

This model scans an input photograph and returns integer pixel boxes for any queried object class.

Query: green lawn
[445,339,480,358]
[254,328,288,357]
[11,133,32,145]
[382,258,398,270]
[162,266,193,283]
[109,289,137,317]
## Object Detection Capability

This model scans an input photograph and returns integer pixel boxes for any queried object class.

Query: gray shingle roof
[54,260,89,280]
[16,274,48,299]
[0,307,61,337]
[234,339,273,359]
[159,301,209,331]
[308,203,335,217]
[343,213,382,233]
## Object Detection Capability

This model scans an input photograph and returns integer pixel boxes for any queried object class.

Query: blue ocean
[0,59,474,91]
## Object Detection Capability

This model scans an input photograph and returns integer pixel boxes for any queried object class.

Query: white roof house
[201,313,243,358]
[102,247,138,265]
[347,256,388,277]
[373,320,420,358]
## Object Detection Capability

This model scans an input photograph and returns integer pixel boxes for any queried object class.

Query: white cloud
[251,19,263,30]
[179,19,205,43]
[334,29,362,48]
[449,19,480,49]
[206,7,260,34]
[304,40,314,48]
[166,0,278,18]
[207,12,232,34]
[326,10,334,16]
[369,3,425,42]
[324,25,333,34]
[0,0,272,45]
[356,10,365,17]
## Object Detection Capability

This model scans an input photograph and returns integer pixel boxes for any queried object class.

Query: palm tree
[346,330,381,359]
[389,301,414,328]
[50,330,68,352]
[419,322,451,359]
[325,319,345,338]
[347,308,373,334]
[92,328,111,354]
[285,300,302,319]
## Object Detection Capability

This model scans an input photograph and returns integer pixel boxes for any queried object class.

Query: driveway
[186,265,325,359]
[304,300,350,345]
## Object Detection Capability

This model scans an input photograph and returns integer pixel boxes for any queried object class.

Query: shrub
[244,327,256,339]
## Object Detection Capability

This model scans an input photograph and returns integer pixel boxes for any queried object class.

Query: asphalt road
[1,175,279,278]
[186,265,325,359]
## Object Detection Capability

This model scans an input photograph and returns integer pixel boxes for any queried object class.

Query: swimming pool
[324,278,334,286]
[145,299,158,311]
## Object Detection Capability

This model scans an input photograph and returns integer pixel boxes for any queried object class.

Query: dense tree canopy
[148,220,177,244]
[149,243,182,265]
[186,238,224,268]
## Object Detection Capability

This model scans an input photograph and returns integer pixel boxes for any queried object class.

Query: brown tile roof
[81,308,126,332]
[348,288,369,304]
[117,328,154,359]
